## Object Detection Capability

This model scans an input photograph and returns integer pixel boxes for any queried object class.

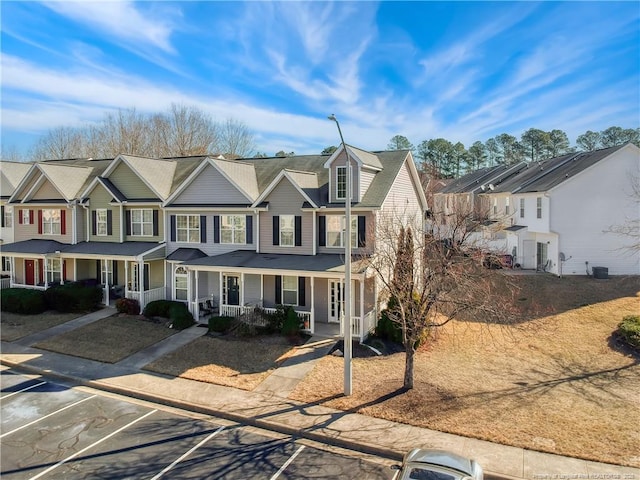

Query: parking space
[1,369,392,479]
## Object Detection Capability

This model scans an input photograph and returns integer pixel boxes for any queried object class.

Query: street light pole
[328,114,352,396]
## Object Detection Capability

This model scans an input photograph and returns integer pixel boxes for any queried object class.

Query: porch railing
[0,278,11,290]
[126,287,165,309]
[219,304,312,331]
[341,309,376,342]
[7,283,47,291]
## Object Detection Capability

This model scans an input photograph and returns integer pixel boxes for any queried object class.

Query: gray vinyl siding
[32,180,60,200]
[88,185,121,242]
[244,274,262,305]
[14,206,73,244]
[314,278,329,323]
[317,211,375,255]
[165,211,255,257]
[329,151,360,203]
[123,206,164,243]
[172,163,251,205]
[259,178,313,255]
[110,162,157,199]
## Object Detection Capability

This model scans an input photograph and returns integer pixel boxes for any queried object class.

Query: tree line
[17,104,257,161]
[383,126,639,179]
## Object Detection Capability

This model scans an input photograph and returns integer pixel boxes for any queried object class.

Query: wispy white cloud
[43,1,177,53]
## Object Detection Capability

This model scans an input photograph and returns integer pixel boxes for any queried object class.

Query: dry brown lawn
[144,335,299,391]
[34,315,176,363]
[0,311,82,341]
[290,275,640,467]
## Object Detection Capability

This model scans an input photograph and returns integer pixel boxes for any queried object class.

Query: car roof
[404,449,474,476]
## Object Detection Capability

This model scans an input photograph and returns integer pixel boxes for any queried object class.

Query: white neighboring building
[482,143,639,276]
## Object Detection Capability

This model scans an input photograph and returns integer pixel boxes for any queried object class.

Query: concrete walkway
[1,316,638,479]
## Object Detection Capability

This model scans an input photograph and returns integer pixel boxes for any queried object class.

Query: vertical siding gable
[109,162,156,199]
[172,163,251,205]
[31,179,63,200]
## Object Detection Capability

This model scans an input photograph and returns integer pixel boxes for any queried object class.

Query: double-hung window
[282,276,298,305]
[47,258,62,284]
[326,215,357,248]
[131,209,153,236]
[42,209,61,235]
[96,209,108,236]
[336,166,347,200]
[280,215,295,247]
[176,215,200,243]
[536,197,542,219]
[3,207,12,228]
[175,266,188,301]
[519,198,525,218]
[221,215,246,244]
[22,210,31,225]
[101,259,112,286]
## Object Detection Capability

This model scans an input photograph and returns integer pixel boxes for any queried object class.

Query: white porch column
[124,261,129,298]
[73,258,77,281]
[360,278,365,342]
[219,271,223,309]
[9,257,15,287]
[43,258,48,288]
[260,274,264,307]
[194,269,200,318]
[310,276,315,333]
[240,272,245,306]
[138,260,144,309]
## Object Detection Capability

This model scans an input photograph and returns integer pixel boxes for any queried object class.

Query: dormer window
[336,166,347,200]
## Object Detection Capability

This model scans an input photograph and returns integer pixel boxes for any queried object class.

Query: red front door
[25,260,35,285]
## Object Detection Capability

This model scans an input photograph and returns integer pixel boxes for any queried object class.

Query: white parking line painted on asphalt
[1,381,46,399]
[269,445,306,480]
[149,426,226,480]
[27,409,157,480]
[0,395,97,439]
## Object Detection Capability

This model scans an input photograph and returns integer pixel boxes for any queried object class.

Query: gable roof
[324,144,384,170]
[491,144,629,194]
[0,161,32,199]
[9,162,100,203]
[252,169,320,208]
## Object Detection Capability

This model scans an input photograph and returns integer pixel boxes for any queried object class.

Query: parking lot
[1,368,393,479]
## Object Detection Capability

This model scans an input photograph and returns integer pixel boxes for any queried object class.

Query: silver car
[391,449,484,480]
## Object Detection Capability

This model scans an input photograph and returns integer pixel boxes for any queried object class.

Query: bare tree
[605,173,640,252]
[217,118,256,159]
[31,126,87,160]
[367,205,520,389]
[27,106,256,160]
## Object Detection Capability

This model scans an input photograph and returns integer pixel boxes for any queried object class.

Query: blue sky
[1,1,639,157]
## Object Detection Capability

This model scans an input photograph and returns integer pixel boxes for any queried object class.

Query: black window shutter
[143,265,149,291]
[318,216,326,247]
[125,210,131,235]
[275,275,282,304]
[170,215,176,242]
[0,206,4,227]
[91,211,97,235]
[358,215,366,248]
[152,210,159,236]
[246,215,252,244]
[96,260,101,283]
[113,261,118,286]
[213,215,220,243]
[200,216,207,243]
[272,216,280,246]
[298,276,305,306]
[106,210,113,235]
[295,216,302,246]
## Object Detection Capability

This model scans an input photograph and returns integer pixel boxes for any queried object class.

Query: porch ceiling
[182,250,369,277]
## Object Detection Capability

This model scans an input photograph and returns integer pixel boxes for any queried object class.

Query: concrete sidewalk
[1,312,638,479]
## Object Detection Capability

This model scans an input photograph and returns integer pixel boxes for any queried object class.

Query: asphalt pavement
[1,310,639,480]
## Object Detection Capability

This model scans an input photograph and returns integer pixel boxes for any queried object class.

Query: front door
[224,275,240,306]
[25,260,35,285]
[328,280,343,323]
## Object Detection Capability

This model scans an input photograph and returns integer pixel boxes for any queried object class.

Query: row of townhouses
[1,143,637,338]
[432,143,639,277]
[0,145,427,339]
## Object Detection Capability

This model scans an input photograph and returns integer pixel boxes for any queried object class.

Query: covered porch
[1,239,68,290]
[179,250,378,342]
[60,241,167,309]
